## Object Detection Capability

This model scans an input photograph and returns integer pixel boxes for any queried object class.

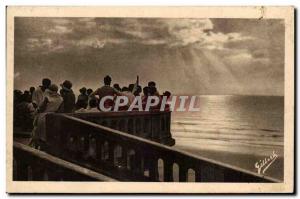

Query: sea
[171,95,284,180]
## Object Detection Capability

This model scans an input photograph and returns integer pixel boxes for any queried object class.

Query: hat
[48,84,59,92]
[148,81,156,87]
[79,87,87,93]
[60,80,72,89]
[163,91,171,97]
[104,75,112,82]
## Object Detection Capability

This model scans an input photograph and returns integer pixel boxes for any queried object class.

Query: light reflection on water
[171,95,284,156]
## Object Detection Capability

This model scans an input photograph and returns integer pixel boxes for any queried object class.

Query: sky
[14,17,284,95]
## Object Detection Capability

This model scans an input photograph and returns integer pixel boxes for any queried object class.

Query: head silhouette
[148,81,156,87]
[143,86,149,96]
[42,78,51,89]
[163,91,171,98]
[122,87,129,92]
[128,84,135,92]
[113,84,121,91]
[104,75,112,86]
[29,87,35,94]
[79,87,87,94]
[87,88,93,95]
[22,92,31,103]
[61,80,72,90]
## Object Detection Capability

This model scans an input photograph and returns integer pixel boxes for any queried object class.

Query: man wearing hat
[59,80,76,113]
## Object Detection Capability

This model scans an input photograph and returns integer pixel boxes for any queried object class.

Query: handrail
[13,141,116,181]
[70,110,167,117]
[69,110,175,146]
[45,113,280,182]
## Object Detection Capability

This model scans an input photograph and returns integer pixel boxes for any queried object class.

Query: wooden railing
[45,114,280,182]
[69,111,175,146]
[13,142,116,181]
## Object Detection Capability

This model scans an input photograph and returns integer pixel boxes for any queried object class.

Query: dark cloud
[14,17,284,95]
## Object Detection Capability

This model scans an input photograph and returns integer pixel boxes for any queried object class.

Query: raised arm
[132,75,139,94]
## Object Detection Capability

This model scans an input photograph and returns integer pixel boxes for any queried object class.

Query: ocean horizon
[171,95,284,180]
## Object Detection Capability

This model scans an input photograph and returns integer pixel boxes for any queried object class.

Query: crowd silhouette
[14,75,171,148]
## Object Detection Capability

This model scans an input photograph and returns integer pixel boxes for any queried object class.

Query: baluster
[195,167,201,182]
[161,117,165,132]
[46,165,57,180]
[77,136,86,160]
[132,119,136,135]
[43,169,49,181]
[114,145,121,166]
[119,119,125,131]
[200,163,219,182]
[214,165,224,182]
[128,119,133,134]
[179,165,188,182]
[68,136,77,160]
[163,158,173,182]
[108,142,115,165]
[120,146,128,169]
[135,118,141,136]
[78,136,85,152]
[110,120,117,130]
[32,160,43,180]
[17,163,28,181]
[13,158,17,180]
[128,150,135,170]
[166,113,171,132]
[148,156,159,181]
[27,166,33,180]
[96,139,104,163]
[133,151,143,175]
[68,136,76,153]
[88,135,97,160]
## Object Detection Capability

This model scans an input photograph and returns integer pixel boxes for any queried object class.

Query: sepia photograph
[6,6,294,193]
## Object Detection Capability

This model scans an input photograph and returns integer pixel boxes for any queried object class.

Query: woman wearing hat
[31,84,63,149]
[76,87,88,110]
[59,80,76,113]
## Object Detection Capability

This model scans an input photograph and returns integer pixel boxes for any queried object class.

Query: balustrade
[44,113,279,182]
[70,111,175,146]
[13,142,116,181]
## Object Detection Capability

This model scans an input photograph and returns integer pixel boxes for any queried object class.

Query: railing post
[96,138,104,163]
[214,165,225,182]
[151,115,160,142]
[133,151,143,175]
[32,160,44,180]
[120,146,128,169]
[163,158,173,182]
[77,135,88,160]
[148,155,158,181]
[15,160,29,180]
[13,159,17,180]
[195,166,201,182]
[108,142,115,165]
[200,163,224,182]
[179,165,188,182]
[195,172,201,181]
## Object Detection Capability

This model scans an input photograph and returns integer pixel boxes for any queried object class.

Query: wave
[171,126,283,137]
